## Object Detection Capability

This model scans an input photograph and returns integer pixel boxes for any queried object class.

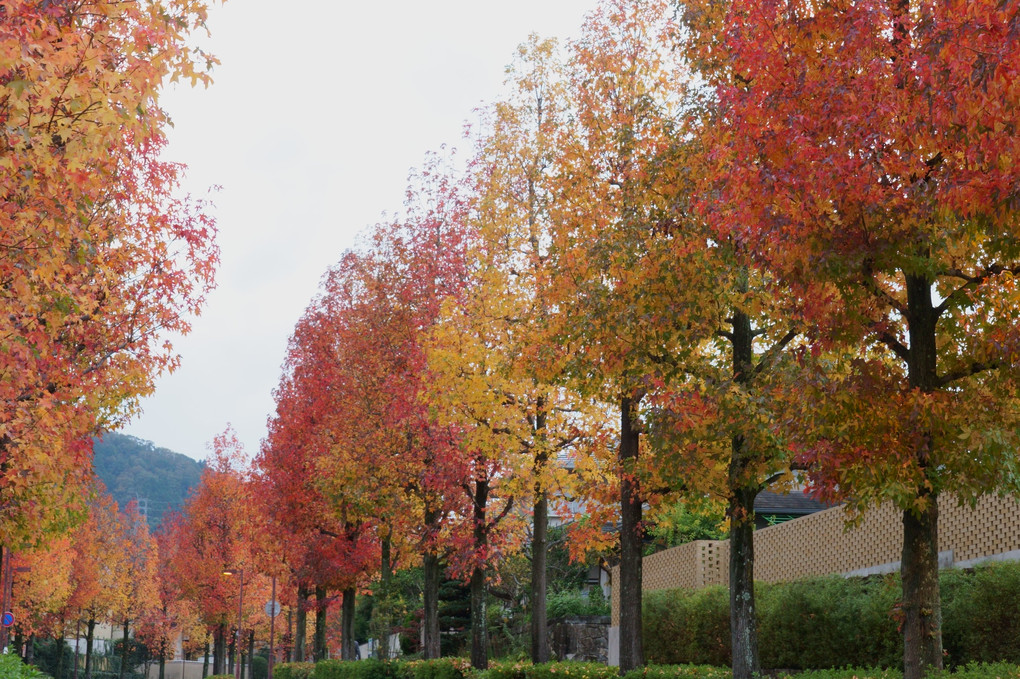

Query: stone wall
[549,616,610,663]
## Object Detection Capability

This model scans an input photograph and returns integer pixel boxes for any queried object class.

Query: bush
[398,658,474,679]
[547,590,610,620]
[275,662,317,679]
[944,662,1020,679]
[943,563,1020,666]
[315,658,401,679]
[252,655,269,679]
[757,574,901,669]
[783,670,903,679]
[622,665,733,679]
[529,661,619,679]
[643,586,731,666]
[0,654,46,678]
[644,561,1020,669]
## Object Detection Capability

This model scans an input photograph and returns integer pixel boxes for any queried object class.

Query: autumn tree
[166,430,263,675]
[0,0,219,555]
[113,502,159,679]
[685,0,1020,676]
[66,486,133,678]
[428,36,609,664]
[9,537,73,668]
[539,1,697,670]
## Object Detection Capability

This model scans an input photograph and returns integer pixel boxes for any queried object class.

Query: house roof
[754,489,832,515]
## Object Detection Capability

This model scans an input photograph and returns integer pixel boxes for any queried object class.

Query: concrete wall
[611,493,1020,625]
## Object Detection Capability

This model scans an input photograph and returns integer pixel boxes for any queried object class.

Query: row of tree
[247,0,1020,677]
[5,2,1020,679]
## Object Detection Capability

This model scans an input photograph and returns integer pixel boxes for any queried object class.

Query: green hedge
[275,662,317,679]
[398,658,474,679]
[623,664,1020,679]
[644,561,1020,669]
[315,658,401,679]
[480,661,618,679]
[621,664,733,679]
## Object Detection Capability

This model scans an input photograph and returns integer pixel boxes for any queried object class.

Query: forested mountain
[92,431,204,530]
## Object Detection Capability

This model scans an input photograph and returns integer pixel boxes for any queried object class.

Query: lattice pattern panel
[611,493,1020,624]
[940,494,1020,563]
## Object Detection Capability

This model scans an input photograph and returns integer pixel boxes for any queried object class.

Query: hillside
[92,431,204,530]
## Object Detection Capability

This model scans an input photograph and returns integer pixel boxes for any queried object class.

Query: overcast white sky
[122,1,600,461]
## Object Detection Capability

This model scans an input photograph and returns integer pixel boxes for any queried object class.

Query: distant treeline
[92,431,204,530]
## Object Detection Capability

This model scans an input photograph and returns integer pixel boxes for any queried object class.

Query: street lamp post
[223,569,244,679]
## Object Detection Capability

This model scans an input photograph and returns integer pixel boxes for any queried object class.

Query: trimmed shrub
[398,658,474,679]
[643,586,730,666]
[785,670,903,679]
[275,662,317,679]
[945,662,1020,679]
[644,561,1020,669]
[529,661,619,679]
[622,664,733,679]
[757,574,901,669]
[480,660,532,679]
[943,563,1020,666]
[315,658,401,679]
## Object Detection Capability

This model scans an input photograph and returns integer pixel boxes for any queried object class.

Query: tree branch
[935,360,1000,388]
[861,261,907,316]
[751,327,797,378]
[936,262,1020,315]
[877,330,910,363]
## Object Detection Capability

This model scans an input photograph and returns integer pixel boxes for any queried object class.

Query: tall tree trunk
[54,633,65,679]
[531,489,550,663]
[531,402,550,663]
[902,272,944,679]
[341,587,357,660]
[314,585,328,661]
[729,307,761,679]
[729,481,760,679]
[84,618,95,679]
[286,609,293,662]
[248,630,255,679]
[158,650,165,679]
[378,533,392,659]
[618,394,643,673]
[422,549,441,659]
[902,497,942,678]
[119,619,129,679]
[25,633,33,664]
[203,637,210,678]
[294,585,309,662]
[213,624,225,676]
[227,634,234,675]
[470,478,490,670]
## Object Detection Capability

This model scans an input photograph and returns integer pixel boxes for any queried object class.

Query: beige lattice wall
[610,494,1020,625]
